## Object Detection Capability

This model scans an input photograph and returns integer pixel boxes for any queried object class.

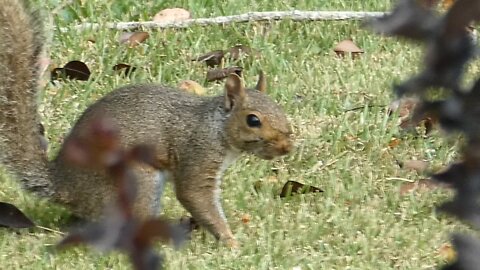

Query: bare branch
[65,11,387,32]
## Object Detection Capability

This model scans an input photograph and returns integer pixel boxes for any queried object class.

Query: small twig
[386,177,415,183]
[36,225,66,235]
[344,104,387,112]
[63,11,387,32]
[307,151,349,175]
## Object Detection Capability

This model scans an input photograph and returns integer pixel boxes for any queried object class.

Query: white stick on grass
[65,11,387,32]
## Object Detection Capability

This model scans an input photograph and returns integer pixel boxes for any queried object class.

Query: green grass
[0,0,475,269]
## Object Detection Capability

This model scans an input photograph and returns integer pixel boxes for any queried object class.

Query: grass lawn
[0,0,474,269]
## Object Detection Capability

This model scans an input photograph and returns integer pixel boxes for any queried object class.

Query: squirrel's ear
[225,73,245,111]
[255,70,267,92]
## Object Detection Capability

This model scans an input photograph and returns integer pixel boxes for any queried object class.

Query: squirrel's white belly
[151,150,239,217]
[151,170,172,214]
[214,149,241,220]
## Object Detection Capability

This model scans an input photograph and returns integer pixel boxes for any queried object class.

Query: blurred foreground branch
[56,115,188,270]
[369,0,480,269]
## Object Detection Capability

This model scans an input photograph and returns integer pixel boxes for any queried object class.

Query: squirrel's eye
[246,114,261,127]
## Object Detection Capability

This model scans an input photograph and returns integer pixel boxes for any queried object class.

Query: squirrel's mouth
[254,145,292,160]
[243,137,293,159]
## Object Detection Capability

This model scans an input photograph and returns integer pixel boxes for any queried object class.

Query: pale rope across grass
[65,11,387,32]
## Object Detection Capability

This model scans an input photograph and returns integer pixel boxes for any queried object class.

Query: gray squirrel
[0,0,293,247]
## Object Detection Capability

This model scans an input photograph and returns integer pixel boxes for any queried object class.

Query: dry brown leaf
[192,50,225,68]
[279,180,323,198]
[333,39,364,59]
[119,32,149,47]
[206,67,243,82]
[240,213,251,224]
[0,202,35,229]
[439,242,456,262]
[113,63,136,77]
[128,32,149,47]
[118,32,135,43]
[388,137,401,149]
[402,160,430,173]
[51,60,91,81]
[153,8,191,23]
[178,80,205,95]
[192,45,259,68]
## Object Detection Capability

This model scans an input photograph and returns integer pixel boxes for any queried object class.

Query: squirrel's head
[224,72,293,160]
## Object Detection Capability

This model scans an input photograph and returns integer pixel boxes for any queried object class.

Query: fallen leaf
[399,179,440,195]
[51,60,91,81]
[193,45,259,68]
[119,32,135,44]
[63,60,91,81]
[153,8,191,23]
[0,202,35,229]
[113,63,137,77]
[206,66,243,82]
[192,50,225,68]
[388,137,401,148]
[279,180,323,198]
[439,242,457,262]
[178,80,205,95]
[240,214,251,224]
[333,39,364,59]
[401,160,430,173]
[120,32,149,48]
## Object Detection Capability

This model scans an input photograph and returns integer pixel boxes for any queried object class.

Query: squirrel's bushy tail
[0,0,53,197]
